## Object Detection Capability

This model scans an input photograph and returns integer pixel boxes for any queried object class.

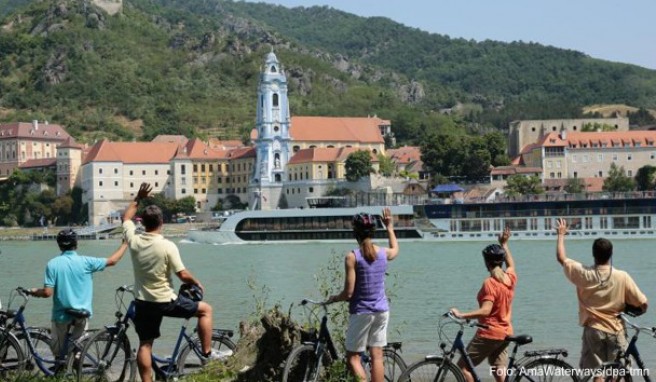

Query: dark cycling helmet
[57,229,78,251]
[179,283,203,302]
[482,244,505,264]
[352,213,376,235]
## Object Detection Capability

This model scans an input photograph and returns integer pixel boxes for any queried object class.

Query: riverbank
[0,223,195,241]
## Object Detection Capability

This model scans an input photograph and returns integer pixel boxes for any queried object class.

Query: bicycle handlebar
[442,311,489,329]
[617,313,656,337]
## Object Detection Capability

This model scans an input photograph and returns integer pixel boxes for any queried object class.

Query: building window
[293,145,300,152]
[556,161,561,168]
[273,93,279,107]
[99,181,103,186]
[181,165,186,175]
[193,164,198,172]
[583,155,589,163]
[598,154,603,161]
[114,181,118,186]
[202,188,206,193]
[599,171,603,177]
[573,172,578,178]
[194,188,198,194]
[167,170,171,175]
[613,154,618,161]
[547,161,552,168]
[130,182,134,187]
[114,168,118,174]
[155,170,159,175]
[550,172,555,179]
[628,154,632,161]
[201,164,205,172]
[181,188,186,194]
[99,168,103,174]
[557,172,562,178]
[155,182,159,187]
[309,187,314,193]
[142,170,146,175]
[130,170,133,176]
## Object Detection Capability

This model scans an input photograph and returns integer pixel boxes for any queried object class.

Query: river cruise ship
[186,192,656,244]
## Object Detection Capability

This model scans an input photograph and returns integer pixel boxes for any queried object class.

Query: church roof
[289,116,385,144]
[288,147,377,164]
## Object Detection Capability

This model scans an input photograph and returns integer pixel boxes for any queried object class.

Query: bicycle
[581,313,654,382]
[282,298,407,382]
[398,312,578,382]
[0,286,91,379]
[76,284,236,381]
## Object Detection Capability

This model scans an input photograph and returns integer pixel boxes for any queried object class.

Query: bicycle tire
[514,358,580,382]
[15,328,55,377]
[383,347,407,382]
[0,330,26,379]
[364,348,408,382]
[75,327,135,382]
[176,332,236,376]
[282,343,327,382]
[397,357,465,382]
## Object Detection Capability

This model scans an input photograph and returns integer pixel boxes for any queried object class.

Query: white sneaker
[204,349,234,361]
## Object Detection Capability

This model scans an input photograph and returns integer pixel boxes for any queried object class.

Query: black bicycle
[75,285,236,382]
[398,312,578,382]
[282,298,406,382]
[581,313,653,382]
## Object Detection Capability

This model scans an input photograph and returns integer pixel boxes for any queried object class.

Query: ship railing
[424,191,656,205]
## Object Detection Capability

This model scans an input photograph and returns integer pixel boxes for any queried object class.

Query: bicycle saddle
[504,335,533,345]
[65,308,91,319]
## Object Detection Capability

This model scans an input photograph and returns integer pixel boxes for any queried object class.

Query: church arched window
[271,65,277,73]
[275,174,281,182]
[293,145,300,153]
[273,93,279,107]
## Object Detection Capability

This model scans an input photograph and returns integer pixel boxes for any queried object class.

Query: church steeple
[251,51,291,209]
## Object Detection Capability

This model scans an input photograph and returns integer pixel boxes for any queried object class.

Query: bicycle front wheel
[282,343,326,382]
[397,357,465,382]
[514,358,580,382]
[177,332,236,376]
[0,331,26,379]
[76,328,135,382]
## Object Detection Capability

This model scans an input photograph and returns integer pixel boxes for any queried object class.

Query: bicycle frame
[302,302,339,364]
[151,318,200,380]
[1,288,80,376]
[607,313,654,382]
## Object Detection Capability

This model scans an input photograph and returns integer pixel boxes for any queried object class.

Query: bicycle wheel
[15,328,54,376]
[397,357,465,382]
[383,347,407,382]
[0,331,26,379]
[282,343,326,382]
[76,328,135,382]
[515,358,579,382]
[176,332,236,376]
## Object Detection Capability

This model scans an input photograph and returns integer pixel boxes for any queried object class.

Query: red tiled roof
[388,146,421,164]
[290,116,385,143]
[0,122,70,141]
[228,147,256,159]
[83,140,180,164]
[58,137,86,150]
[18,158,57,169]
[151,135,189,145]
[288,147,377,164]
[183,138,231,160]
[491,166,542,176]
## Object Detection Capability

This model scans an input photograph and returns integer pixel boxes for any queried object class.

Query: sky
[243,0,656,70]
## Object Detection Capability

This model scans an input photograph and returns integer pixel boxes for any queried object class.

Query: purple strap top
[349,247,389,314]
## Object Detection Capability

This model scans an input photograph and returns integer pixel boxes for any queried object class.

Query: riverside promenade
[0,223,194,241]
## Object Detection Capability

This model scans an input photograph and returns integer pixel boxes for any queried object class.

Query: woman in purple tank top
[327,207,399,382]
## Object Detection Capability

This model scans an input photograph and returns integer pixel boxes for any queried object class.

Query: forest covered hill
[1,0,656,145]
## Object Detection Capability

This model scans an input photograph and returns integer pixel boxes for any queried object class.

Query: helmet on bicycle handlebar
[57,229,78,251]
[482,244,505,264]
[179,283,203,302]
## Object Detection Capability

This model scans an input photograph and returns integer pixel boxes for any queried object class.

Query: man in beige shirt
[555,218,648,371]
[123,183,230,382]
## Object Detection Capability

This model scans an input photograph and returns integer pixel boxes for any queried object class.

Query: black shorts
[134,296,199,341]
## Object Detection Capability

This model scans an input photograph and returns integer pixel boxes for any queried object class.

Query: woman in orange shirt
[450,227,516,382]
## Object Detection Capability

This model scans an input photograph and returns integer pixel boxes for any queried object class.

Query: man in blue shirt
[28,229,128,358]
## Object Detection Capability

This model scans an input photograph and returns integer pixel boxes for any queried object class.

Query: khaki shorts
[580,326,628,370]
[345,311,389,353]
[51,319,88,358]
[460,335,509,368]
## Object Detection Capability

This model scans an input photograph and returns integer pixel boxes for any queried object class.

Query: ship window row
[446,205,656,219]
[451,216,643,232]
[237,215,414,232]
[236,229,421,241]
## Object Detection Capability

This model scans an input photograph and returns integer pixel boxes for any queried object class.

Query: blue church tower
[250,51,291,210]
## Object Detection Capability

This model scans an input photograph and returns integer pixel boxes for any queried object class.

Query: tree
[483,132,510,166]
[377,153,395,177]
[603,163,635,192]
[345,150,373,182]
[635,165,656,191]
[504,175,544,196]
[564,178,585,194]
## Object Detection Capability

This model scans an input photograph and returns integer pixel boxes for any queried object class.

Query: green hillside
[1,0,656,146]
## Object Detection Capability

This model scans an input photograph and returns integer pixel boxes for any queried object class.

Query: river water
[1,238,655,371]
